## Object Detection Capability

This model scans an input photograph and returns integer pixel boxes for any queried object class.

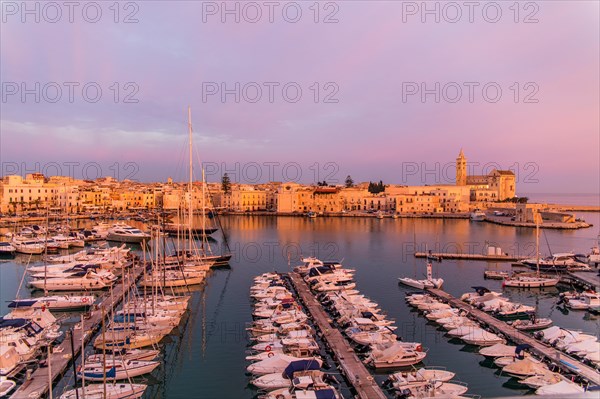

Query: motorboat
[260,386,340,399]
[385,367,455,387]
[398,261,443,290]
[511,317,553,331]
[107,224,151,243]
[0,377,16,397]
[251,359,323,391]
[470,210,486,221]
[364,341,426,368]
[501,358,548,378]
[535,380,585,395]
[566,292,600,310]
[479,343,517,358]
[246,355,322,376]
[519,372,563,388]
[29,271,115,291]
[461,329,504,346]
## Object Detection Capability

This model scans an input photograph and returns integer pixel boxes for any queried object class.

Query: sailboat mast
[188,107,194,251]
[536,217,540,276]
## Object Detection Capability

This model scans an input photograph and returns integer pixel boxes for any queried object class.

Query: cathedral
[455,149,516,201]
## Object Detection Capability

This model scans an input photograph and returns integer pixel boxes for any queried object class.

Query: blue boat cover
[8,299,38,308]
[114,314,137,323]
[83,367,116,379]
[283,359,320,379]
[315,389,336,399]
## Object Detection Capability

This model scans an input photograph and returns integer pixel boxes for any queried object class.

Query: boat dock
[415,252,528,262]
[426,288,600,386]
[12,264,146,399]
[288,272,387,399]
[564,271,600,291]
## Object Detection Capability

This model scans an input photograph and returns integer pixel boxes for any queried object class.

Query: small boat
[470,210,486,221]
[246,355,322,376]
[398,261,443,290]
[484,270,509,280]
[519,372,563,389]
[536,380,585,395]
[479,343,517,358]
[502,358,548,378]
[0,377,16,397]
[306,212,317,219]
[385,367,455,387]
[0,242,16,257]
[461,329,504,346]
[566,292,600,310]
[250,360,323,391]
[364,341,426,368]
[511,317,552,331]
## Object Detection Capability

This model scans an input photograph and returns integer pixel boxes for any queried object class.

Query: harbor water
[1,213,599,398]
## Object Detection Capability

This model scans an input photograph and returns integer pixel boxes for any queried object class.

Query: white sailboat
[503,215,559,288]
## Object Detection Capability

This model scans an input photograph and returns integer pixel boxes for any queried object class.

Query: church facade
[455,150,516,201]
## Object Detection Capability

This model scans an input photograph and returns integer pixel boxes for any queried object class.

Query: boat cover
[283,359,320,378]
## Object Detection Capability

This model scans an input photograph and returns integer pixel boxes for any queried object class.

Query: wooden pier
[415,252,528,262]
[564,271,600,291]
[288,273,387,399]
[426,288,600,386]
[12,265,146,399]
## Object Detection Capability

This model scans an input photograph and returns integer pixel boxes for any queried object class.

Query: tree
[221,173,231,195]
[345,175,354,188]
[367,180,385,194]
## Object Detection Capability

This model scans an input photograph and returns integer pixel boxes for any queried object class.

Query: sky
[1,0,599,195]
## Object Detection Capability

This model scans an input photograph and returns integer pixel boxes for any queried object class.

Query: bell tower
[456,149,467,186]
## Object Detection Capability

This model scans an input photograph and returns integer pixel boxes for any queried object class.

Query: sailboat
[503,214,559,288]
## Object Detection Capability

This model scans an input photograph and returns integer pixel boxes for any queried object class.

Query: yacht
[78,359,160,381]
[520,253,590,272]
[107,224,151,243]
[8,295,95,311]
[470,210,486,221]
[59,383,147,399]
[12,239,45,254]
[502,273,559,288]
[565,292,600,310]
[29,271,115,291]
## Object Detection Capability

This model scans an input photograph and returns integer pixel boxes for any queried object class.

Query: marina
[11,264,145,399]
[288,272,386,399]
[425,287,600,386]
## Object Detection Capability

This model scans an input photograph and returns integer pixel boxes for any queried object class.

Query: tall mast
[535,212,540,277]
[188,107,193,252]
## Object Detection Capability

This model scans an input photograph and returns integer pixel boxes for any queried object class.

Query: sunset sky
[1,1,598,194]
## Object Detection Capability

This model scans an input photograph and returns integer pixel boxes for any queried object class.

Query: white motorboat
[364,341,426,368]
[386,367,455,386]
[251,360,323,391]
[461,329,504,346]
[519,372,563,389]
[59,383,147,399]
[78,359,160,381]
[0,377,16,397]
[446,326,484,338]
[566,292,600,310]
[478,343,517,358]
[246,355,322,376]
[536,380,585,395]
[12,239,45,254]
[470,210,486,221]
[107,224,151,243]
[398,261,443,290]
[261,386,340,399]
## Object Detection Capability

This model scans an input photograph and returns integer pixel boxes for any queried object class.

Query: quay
[415,252,528,262]
[426,288,600,386]
[288,272,387,399]
[563,271,600,291]
[11,264,146,399]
